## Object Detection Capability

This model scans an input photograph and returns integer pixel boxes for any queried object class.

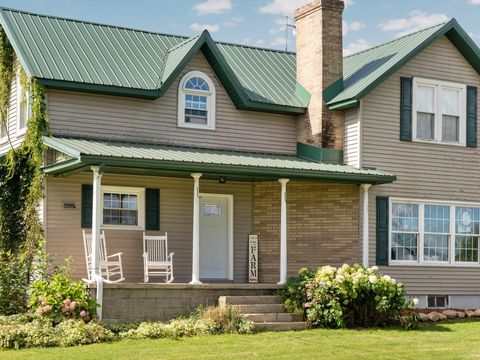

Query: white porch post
[278,178,289,285]
[190,173,202,284]
[91,165,104,320]
[361,184,372,268]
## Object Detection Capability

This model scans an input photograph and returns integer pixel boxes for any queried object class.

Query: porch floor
[100,283,284,290]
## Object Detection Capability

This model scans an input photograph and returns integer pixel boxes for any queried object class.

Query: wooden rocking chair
[143,232,174,283]
[83,230,125,284]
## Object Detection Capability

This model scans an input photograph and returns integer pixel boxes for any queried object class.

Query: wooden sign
[248,234,258,283]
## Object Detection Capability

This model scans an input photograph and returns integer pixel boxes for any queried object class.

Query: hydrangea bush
[280,264,417,329]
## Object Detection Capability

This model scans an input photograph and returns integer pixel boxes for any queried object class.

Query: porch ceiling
[42,136,396,184]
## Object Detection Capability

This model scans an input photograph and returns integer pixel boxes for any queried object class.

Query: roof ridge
[166,33,202,54]
[0,6,296,56]
[344,19,452,59]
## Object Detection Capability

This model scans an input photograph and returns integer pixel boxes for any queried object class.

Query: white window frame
[0,114,7,144]
[412,77,466,146]
[177,70,216,130]
[389,198,480,267]
[100,185,145,230]
[16,75,31,136]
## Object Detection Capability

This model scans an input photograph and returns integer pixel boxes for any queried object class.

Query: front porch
[42,136,395,319]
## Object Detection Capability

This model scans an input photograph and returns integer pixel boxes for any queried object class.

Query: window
[178,71,216,130]
[101,186,145,229]
[412,78,466,146]
[17,77,32,135]
[0,121,7,142]
[427,295,449,309]
[390,199,480,266]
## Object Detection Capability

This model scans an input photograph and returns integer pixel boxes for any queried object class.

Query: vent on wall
[427,295,449,308]
[63,202,77,210]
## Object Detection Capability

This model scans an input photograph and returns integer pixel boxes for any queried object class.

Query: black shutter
[145,188,160,231]
[81,184,93,229]
[376,196,389,266]
[467,85,477,148]
[400,77,413,141]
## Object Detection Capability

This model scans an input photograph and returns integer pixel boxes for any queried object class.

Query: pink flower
[80,310,89,318]
[38,296,47,306]
[304,302,312,308]
[43,305,52,313]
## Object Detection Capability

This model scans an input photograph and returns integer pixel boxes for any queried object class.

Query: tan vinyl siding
[0,73,21,155]
[45,173,252,283]
[362,35,480,294]
[343,108,360,168]
[46,52,297,154]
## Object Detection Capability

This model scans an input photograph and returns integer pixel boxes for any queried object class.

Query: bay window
[412,78,466,145]
[390,199,480,266]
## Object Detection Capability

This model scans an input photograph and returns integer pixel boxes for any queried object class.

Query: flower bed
[279,264,418,329]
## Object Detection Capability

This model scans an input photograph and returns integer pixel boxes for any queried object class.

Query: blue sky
[0,0,479,55]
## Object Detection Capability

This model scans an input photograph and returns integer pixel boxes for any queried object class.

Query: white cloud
[343,39,370,56]
[259,0,310,16]
[190,22,220,33]
[259,0,353,15]
[269,17,289,35]
[468,0,480,4]
[270,36,286,47]
[343,20,366,36]
[379,10,449,37]
[242,38,266,47]
[192,0,233,16]
[222,16,244,27]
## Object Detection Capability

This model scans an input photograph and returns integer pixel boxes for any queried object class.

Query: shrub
[28,261,98,322]
[0,252,29,315]
[0,316,113,349]
[282,264,416,329]
[278,267,314,314]
[200,305,253,334]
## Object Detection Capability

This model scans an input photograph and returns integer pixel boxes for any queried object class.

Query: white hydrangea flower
[371,266,379,271]
[383,275,391,281]
[336,274,344,281]
[413,298,419,305]
[368,275,377,284]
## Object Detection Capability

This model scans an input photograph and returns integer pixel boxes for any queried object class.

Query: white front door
[199,195,231,280]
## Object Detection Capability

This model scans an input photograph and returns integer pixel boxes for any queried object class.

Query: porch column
[190,173,202,284]
[361,184,372,268]
[91,165,104,320]
[278,178,289,285]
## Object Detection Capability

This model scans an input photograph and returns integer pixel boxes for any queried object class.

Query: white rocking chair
[83,230,125,284]
[143,232,174,283]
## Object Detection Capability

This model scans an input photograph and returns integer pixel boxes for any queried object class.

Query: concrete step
[245,312,303,322]
[219,295,282,306]
[234,304,285,314]
[254,322,307,332]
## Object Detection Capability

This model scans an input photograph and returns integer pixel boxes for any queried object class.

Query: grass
[3,320,480,360]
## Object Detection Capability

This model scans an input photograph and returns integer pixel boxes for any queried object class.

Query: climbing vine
[0,26,49,257]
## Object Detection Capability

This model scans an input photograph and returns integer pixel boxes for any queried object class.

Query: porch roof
[42,136,396,184]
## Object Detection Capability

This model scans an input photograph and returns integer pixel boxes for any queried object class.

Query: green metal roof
[325,19,480,109]
[42,137,396,184]
[0,7,307,114]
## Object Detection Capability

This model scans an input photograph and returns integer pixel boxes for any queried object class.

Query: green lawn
[3,321,480,360]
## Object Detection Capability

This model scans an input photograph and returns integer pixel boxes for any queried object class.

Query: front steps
[218,295,307,332]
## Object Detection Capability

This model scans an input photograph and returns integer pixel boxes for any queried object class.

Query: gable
[326,19,480,110]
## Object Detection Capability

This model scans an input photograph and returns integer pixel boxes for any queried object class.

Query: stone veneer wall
[252,181,360,283]
[101,285,279,322]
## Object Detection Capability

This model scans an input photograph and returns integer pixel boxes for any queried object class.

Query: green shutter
[81,184,93,229]
[145,188,160,231]
[376,196,389,266]
[400,77,413,141]
[467,85,477,148]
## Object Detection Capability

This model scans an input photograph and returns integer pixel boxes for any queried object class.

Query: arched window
[178,71,216,130]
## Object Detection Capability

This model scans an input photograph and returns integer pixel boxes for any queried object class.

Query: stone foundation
[100,284,281,322]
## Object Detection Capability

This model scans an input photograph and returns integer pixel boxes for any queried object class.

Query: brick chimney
[294,0,344,148]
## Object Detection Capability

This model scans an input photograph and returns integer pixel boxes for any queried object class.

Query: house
[0,0,479,322]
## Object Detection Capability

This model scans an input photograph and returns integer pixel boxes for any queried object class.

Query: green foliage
[28,261,98,323]
[0,252,29,315]
[121,306,253,340]
[277,267,314,314]
[0,315,113,349]
[281,264,416,329]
